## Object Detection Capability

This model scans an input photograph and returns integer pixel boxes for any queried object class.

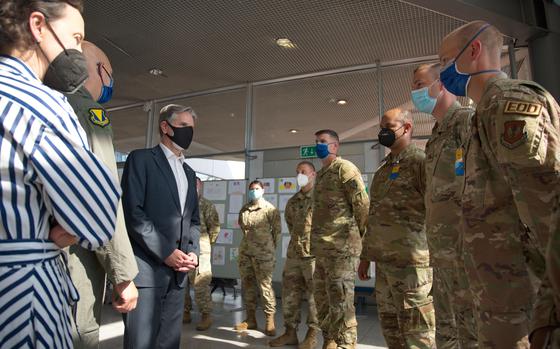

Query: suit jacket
[121,145,200,288]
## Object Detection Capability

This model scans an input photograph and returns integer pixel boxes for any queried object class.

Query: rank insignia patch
[501,120,527,149]
[89,108,110,127]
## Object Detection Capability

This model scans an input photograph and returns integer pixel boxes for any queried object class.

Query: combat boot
[298,327,319,349]
[234,310,258,330]
[322,338,336,349]
[265,315,276,336]
[182,311,191,324]
[196,313,212,331]
[269,326,298,346]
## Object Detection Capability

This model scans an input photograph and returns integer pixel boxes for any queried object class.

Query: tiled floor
[99,290,388,348]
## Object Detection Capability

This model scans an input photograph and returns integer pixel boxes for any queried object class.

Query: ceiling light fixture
[289,129,298,134]
[336,99,348,105]
[149,68,164,76]
[276,38,296,49]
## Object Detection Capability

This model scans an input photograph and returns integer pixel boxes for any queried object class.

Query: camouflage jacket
[361,144,428,267]
[285,189,314,259]
[310,157,369,258]
[462,73,560,331]
[199,197,220,244]
[425,102,474,267]
[238,198,281,260]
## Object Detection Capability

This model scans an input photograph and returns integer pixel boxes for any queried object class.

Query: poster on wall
[212,246,225,266]
[228,180,246,195]
[279,195,291,211]
[227,214,240,229]
[228,194,244,214]
[278,177,297,194]
[203,181,227,201]
[230,247,239,262]
[260,178,276,193]
[216,229,234,245]
[263,194,278,207]
[214,203,225,224]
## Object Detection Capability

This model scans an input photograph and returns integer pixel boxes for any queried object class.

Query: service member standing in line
[184,177,221,331]
[358,108,435,349]
[438,21,560,348]
[411,63,478,348]
[311,129,369,349]
[270,161,319,349]
[235,180,281,336]
[65,41,139,349]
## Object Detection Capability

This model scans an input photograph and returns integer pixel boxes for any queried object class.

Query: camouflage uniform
[424,102,478,349]
[461,72,560,348]
[238,198,281,315]
[362,144,435,349]
[185,196,220,315]
[311,157,369,348]
[65,88,139,349]
[281,189,318,330]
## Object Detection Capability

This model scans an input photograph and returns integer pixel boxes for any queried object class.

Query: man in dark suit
[121,104,201,349]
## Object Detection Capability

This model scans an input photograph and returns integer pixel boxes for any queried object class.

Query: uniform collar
[296,189,313,199]
[0,55,40,82]
[481,72,508,102]
[159,143,185,162]
[248,198,266,210]
[384,143,417,164]
[435,101,462,134]
[318,156,342,175]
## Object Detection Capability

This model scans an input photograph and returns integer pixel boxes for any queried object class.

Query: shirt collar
[481,72,508,102]
[384,143,417,164]
[0,55,41,82]
[160,143,185,161]
[436,101,462,133]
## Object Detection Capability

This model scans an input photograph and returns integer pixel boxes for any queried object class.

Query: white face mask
[297,173,309,187]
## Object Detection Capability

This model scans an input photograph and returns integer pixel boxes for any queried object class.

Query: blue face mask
[97,63,114,104]
[248,188,263,201]
[411,81,440,114]
[440,23,501,97]
[316,142,334,159]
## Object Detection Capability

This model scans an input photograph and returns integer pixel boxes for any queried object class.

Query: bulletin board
[205,174,375,288]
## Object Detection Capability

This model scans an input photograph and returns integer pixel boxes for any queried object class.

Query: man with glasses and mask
[439,21,560,348]
[311,129,369,349]
[121,104,200,349]
[358,108,435,349]
[64,41,139,349]
[411,63,477,349]
[0,1,121,347]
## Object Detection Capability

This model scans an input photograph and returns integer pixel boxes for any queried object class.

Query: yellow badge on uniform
[89,108,110,127]
[389,164,400,180]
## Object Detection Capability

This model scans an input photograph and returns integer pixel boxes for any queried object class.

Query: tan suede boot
[182,311,191,324]
[298,327,319,349]
[322,338,337,349]
[196,313,212,331]
[265,315,276,336]
[269,326,298,346]
[234,310,258,330]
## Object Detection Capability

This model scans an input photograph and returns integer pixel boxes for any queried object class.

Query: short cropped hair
[413,63,440,80]
[297,161,315,171]
[314,129,339,142]
[158,104,197,136]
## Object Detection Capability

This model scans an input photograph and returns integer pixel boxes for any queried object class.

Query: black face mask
[41,20,88,93]
[166,122,194,150]
[378,125,404,148]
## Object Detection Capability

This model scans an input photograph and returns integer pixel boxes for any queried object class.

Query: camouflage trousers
[433,265,478,349]
[313,256,358,349]
[185,234,213,314]
[281,256,318,330]
[238,253,276,315]
[462,219,536,349]
[375,263,436,349]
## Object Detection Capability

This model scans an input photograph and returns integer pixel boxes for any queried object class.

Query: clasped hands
[164,249,198,272]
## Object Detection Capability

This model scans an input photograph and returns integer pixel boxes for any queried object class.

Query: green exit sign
[299,145,317,158]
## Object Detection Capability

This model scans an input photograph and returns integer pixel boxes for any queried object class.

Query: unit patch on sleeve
[89,108,110,127]
[501,120,527,149]
[503,101,542,116]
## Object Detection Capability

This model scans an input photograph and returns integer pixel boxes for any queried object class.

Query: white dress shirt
[160,143,189,213]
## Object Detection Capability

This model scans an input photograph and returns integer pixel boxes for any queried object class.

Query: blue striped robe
[0,55,121,348]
